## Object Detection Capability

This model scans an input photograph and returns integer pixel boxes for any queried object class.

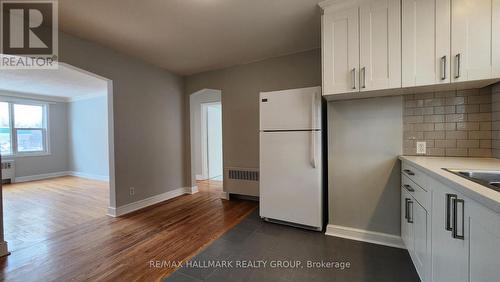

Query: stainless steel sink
[443,169,500,192]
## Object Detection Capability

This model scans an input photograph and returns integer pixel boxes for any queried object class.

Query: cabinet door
[468,201,500,282]
[322,7,359,95]
[359,0,401,91]
[451,0,494,82]
[431,181,468,282]
[401,188,414,254]
[402,0,451,87]
[413,200,429,281]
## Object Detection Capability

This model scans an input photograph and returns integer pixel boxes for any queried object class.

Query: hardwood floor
[3,176,109,251]
[0,178,257,281]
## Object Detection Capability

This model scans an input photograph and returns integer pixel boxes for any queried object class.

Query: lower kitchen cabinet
[401,160,500,282]
[430,179,468,282]
[468,200,500,282]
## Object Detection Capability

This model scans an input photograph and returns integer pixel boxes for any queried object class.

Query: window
[0,101,48,156]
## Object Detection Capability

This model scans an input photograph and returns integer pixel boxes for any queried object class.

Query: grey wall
[185,49,321,194]
[9,102,69,178]
[328,96,403,236]
[59,32,186,207]
[68,95,109,179]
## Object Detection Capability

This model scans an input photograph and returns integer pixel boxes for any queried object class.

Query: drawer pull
[408,200,414,223]
[403,169,415,176]
[403,184,415,192]
[445,194,457,231]
[452,198,465,240]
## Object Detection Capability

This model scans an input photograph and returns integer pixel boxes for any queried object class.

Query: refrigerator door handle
[310,93,317,168]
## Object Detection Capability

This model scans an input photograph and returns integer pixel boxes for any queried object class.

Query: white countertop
[399,156,500,213]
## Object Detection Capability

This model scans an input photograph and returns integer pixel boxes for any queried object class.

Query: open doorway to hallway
[190,89,223,196]
[0,63,115,252]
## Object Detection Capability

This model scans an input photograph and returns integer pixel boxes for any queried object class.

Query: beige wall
[184,49,321,194]
[59,32,186,207]
[328,96,403,236]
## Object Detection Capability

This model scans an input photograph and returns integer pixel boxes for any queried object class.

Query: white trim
[0,241,9,257]
[325,224,405,249]
[14,171,70,183]
[195,174,207,181]
[68,171,109,182]
[107,187,194,217]
[221,192,230,200]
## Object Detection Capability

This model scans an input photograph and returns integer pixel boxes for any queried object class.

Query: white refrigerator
[259,86,323,231]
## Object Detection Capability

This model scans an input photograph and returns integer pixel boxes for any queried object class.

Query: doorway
[189,89,223,195]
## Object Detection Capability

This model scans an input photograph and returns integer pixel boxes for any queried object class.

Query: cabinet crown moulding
[319,0,369,10]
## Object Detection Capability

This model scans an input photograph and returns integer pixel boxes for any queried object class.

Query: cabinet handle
[408,200,414,223]
[405,198,410,220]
[455,53,461,79]
[403,184,415,192]
[452,198,465,240]
[441,55,447,80]
[403,169,415,176]
[360,67,366,89]
[445,194,457,231]
[351,68,356,89]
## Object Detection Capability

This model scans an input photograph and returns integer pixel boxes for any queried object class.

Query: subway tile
[468,131,492,140]
[445,96,466,105]
[480,103,492,113]
[479,87,492,95]
[492,102,500,111]
[413,123,435,131]
[414,107,434,115]
[492,83,500,93]
[446,114,466,122]
[492,130,500,140]
[404,131,424,140]
[446,131,468,139]
[456,122,480,131]
[403,147,416,155]
[435,91,456,98]
[468,113,491,122]
[424,115,445,123]
[435,139,457,148]
[427,148,445,156]
[424,131,445,139]
[415,92,435,99]
[445,148,468,157]
[480,122,492,131]
[468,148,492,157]
[468,95,491,104]
[444,123,457,131]
[424,98,444,107]
[425,140,435,148]
[434,123,445,131]
[492,140,500,149]
[457,140,479,148]
[456,104,479,114]
[404,115,424,123]
[480,139,492,149]
[493,149,500,158]
[493,121,500,131]
[434,106,455,114]
[492,93,500,102]
[457,89,480,96]
[404,94,415,100]
[404,140,416,148]
[492,111,500,121]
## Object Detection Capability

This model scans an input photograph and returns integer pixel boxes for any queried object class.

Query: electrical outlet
[416,142,426,155]
[129,187,135,196]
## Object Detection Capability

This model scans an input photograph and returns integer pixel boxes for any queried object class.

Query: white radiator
[1,160,15,183]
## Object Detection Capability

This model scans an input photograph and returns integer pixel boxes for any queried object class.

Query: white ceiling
[0,64,108,101]
[58,0,323,75]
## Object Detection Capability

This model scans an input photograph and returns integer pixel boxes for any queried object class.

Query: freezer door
[259,131,322,228]
[260,86,321,131]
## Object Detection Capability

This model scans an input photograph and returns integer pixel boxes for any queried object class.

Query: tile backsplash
[403,87,493,157]
[493,84,500,158]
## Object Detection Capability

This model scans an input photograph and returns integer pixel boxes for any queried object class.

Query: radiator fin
[228,169,259,181]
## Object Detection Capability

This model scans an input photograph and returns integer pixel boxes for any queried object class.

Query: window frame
[0,99,50,157]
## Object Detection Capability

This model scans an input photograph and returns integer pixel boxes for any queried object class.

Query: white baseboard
[107,187,192,217]
[69,171,109,181]
[14,171,71,183]
[325,224,405,249]
[221,192,230,200]
[0,241,9,257]
[195,174,207,181]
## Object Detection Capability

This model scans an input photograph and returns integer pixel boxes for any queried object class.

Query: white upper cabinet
[451,0,498,82]
[322,6,359,95]
[402,0,451,87]
[359,0,401,91]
